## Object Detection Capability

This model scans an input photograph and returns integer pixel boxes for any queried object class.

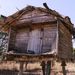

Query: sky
[0,0,75,47]
[0,0,75,24]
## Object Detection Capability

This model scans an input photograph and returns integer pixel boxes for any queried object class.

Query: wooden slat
[58,20,72,59]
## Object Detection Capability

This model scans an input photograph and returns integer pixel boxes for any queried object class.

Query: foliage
[73,48,75,50]
[0,32,8,53]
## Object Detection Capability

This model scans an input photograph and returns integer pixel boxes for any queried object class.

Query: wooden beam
[4,52,55,62]
[41,61,52,75]
[61,60,66,75]
[46,61,51,75]
[18,62,24,75]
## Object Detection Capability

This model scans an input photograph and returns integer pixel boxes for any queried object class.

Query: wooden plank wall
[16,9,55,26]
[58,21,73,59]
[15,28,29,53]
[8,27,16,51]
[8,24,57,54]
[42,26,57,53]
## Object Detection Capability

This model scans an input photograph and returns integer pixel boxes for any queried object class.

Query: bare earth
[0,61,75,75]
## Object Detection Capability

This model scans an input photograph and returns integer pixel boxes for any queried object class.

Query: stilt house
[0,5,74,61]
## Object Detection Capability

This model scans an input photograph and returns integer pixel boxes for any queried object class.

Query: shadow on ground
[0,68,42,75]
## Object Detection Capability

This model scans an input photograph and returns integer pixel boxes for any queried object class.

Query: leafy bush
[0,32,8,53]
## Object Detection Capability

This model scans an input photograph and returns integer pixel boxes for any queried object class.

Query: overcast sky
[0,0,75,47]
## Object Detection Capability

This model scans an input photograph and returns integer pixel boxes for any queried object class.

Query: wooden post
[24,62,28,71]
[61,60,66,75]
[41,61,45,75]
[46,61,51,75]
[41,61,52,75]
[18,62,24,75]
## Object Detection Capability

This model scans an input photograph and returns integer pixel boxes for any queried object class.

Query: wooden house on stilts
[0,3,75,75]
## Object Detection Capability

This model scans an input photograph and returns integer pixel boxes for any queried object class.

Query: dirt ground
[0,61,75,75]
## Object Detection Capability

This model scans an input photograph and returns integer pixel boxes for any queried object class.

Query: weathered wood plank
[58,20,72,59]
